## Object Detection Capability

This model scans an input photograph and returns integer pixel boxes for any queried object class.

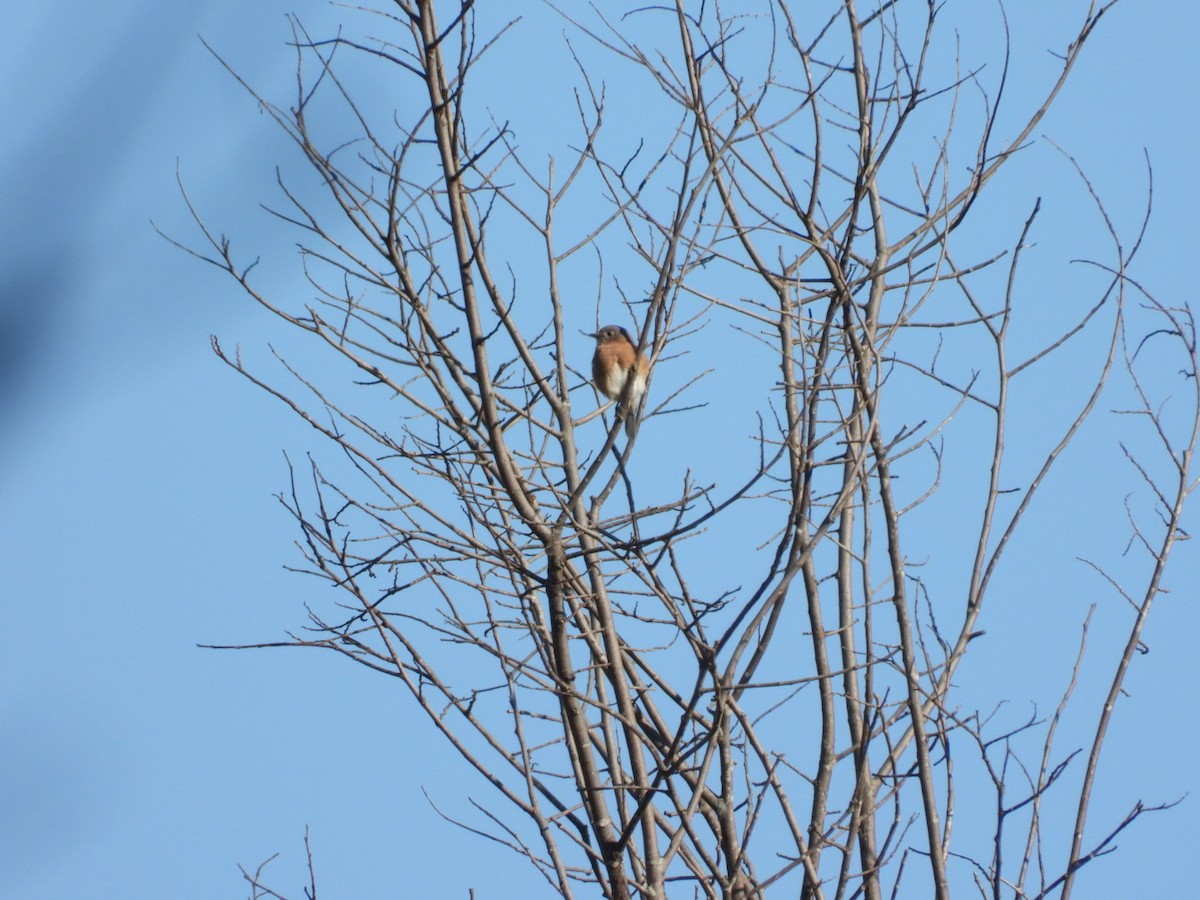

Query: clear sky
[2,2,1197,898]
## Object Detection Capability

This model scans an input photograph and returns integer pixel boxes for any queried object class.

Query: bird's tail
[621,401,640,438]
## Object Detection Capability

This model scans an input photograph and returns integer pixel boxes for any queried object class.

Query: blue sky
[2,2,1197,897]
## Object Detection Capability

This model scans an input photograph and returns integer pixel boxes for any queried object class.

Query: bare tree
[166,1,1194,897]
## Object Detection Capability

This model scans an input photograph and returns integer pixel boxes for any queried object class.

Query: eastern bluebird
[591,325,649,437]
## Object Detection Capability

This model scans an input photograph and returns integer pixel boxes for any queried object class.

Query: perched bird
[591,324,649,437]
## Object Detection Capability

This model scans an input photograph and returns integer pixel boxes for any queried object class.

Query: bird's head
[591,325,632,345]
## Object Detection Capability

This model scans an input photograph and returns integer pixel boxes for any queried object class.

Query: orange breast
[594,342,637,400]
